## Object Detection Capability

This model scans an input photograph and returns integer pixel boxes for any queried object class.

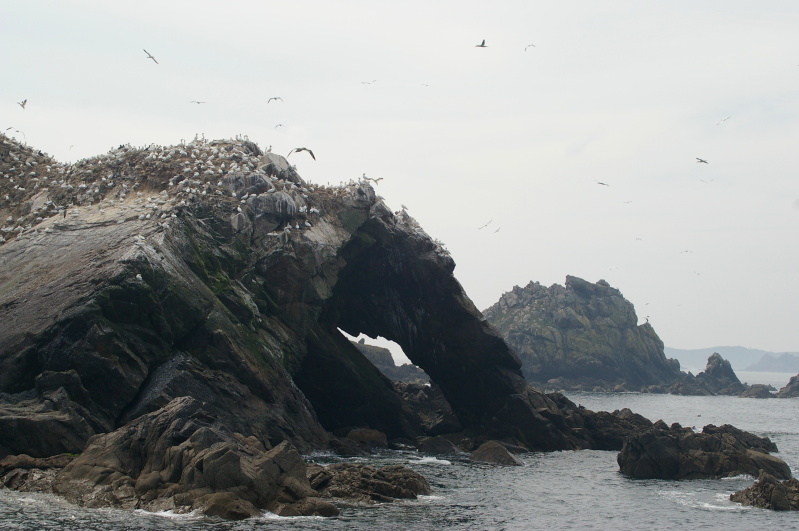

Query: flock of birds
[7,38,735,255]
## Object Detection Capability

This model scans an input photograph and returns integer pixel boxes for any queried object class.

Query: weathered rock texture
[483,277,683,391]
[730,471,799,511]
[307,462,430,504]
[617,421,790,480]
[50,396,337,517]
[0,135,662,516]
[777,374,799,398]
[470,441,524,466]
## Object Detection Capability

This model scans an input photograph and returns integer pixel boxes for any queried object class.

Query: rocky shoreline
[1,134,795,518]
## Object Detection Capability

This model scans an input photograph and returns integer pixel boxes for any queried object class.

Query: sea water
[2,393,798,530]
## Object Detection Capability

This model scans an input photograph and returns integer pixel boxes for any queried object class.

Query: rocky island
[483,277,755,395]
[0,134,679,518]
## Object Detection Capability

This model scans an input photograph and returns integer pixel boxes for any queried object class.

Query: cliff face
[483,276,683,391]
[0,134,598,461]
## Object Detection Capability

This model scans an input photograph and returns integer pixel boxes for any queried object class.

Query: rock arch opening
[292,216,528,440]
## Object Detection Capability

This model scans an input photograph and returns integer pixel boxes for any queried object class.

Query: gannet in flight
[696,158,708,164]
[476,39,487,48]
[189,101,206,104]
[17,99,27,109]
[268,97,283,103]
[525,44,536,51]
[143,49,158,64]
[477,219,492,229]
[288,147,315,160]
[596,181,610,186]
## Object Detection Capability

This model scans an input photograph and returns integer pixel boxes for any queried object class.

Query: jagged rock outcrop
[663,353,748,396]
[50,396,337,518]
[483,276,683,391]
[777,374,799,398]
[353,339,429,383]
[739,384,776,399]
[730,471,799,511]
[617,421,790,480]
[0,134,666,516]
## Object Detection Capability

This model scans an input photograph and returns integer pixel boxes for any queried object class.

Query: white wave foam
[134,508,204,520]
[411,456,451,465]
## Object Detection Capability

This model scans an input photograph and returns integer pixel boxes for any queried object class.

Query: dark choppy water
[2,393,799,530]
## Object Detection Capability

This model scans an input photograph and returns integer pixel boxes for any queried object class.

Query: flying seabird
[17,99,27,109]
[361,80,377,84]
[189,100,206,104]
[525,44,536,51]
[143,49,158,64]
[476,39,487,48]
[596,181,610,186]
[288,147,315,160]
[716,116,731,125]
[477,219,492,230]
[268,97,283,103]
[696,158,708,164]
[274,123,284,128]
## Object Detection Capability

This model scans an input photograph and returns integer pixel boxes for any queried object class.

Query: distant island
[664,347,799,373]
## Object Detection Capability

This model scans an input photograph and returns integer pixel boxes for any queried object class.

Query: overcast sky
[3,1,799,357]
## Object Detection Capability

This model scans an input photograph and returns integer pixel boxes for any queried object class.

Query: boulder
[307,462,430,504]
[50,397,331,517]
[418,436,464,455]
[739,384,775,399]
[617,421,790,480]
[470,441,524,466]
[730,471,799,511]
[777,374,799,398]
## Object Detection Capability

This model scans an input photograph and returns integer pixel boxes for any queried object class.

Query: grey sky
[3,1,798,355]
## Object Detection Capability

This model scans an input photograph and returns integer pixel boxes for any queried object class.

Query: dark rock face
[2,135,666,516]
[730,471,799,511]
[395,381,462,436]
[617,421,790,480]
[483,276,683,391]
[777,374,799,398]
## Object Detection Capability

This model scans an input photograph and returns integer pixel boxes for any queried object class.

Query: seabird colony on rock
[0,134,358,247]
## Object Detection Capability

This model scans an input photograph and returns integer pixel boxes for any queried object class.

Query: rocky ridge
[483,276,683,391]
[0,134,668,517]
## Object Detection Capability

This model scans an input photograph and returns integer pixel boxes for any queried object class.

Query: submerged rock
[617,421,790,480]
